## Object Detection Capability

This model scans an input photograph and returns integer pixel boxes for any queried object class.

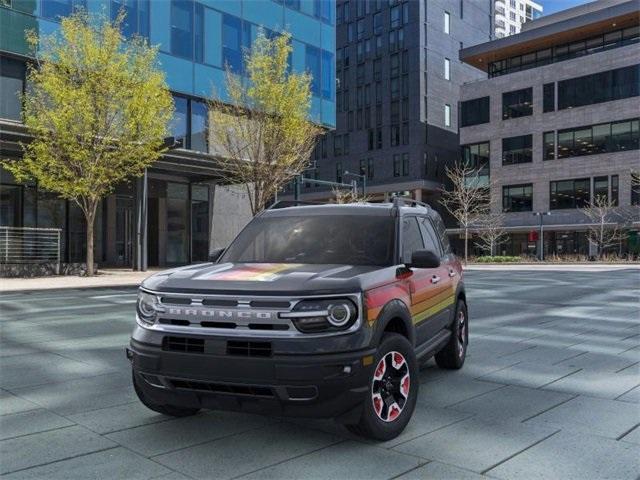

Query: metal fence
[0,226,62,273]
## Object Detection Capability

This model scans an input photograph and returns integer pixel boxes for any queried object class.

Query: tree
[3,11,172,275]
[439,163,491,263]
[331,186,370,204]
[473,213,508,256]
[208,31,320,216]
[581,194,627,257]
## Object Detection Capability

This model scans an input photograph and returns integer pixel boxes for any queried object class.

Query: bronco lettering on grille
[166,307,275,320]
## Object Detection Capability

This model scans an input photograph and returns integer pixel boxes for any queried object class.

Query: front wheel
[434,299,468,370]
[346,333,418,441]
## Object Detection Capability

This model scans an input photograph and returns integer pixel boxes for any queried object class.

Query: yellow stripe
[411,288,453,316]
[412,295,455,324]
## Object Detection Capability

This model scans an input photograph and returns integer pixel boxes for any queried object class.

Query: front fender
[370,299,415,347]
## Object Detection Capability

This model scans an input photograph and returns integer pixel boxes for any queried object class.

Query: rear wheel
[434,299,468,370]
[346,333,418,441]
[133,372,200,417]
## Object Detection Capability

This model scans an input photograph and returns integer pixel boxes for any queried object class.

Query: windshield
[220,214,395,266]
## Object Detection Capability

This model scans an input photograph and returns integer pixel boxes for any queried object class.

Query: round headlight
[137,291,159,325]
[327,303,353,327]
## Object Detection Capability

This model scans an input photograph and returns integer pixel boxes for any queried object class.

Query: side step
[414,329,451,362]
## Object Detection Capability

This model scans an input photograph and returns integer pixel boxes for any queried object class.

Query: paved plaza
[0,268,638,479]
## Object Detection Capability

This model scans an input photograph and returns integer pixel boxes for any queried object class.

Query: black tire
[133,372,200,417]
[434,299,468,370]
[346,333,418,441]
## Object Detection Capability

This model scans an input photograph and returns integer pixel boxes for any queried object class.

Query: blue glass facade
[0,0,336,128]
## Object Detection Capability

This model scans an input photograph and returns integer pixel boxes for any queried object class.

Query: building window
[557,118,640,158]
[503,184,533,212]
[321,50,334,100]
[632,173,640,205]
[461,142,490,182]
[444,11,450,34]
[543,131,555,160]
[390,5,401,29]
[367,158,374,179]
[402,153,409,176]
[444,104,451,127]
[170,95,189,148]
[333,135,342,156]
[0,57,25,121]
[222,13,243,73]
[306,45,321,97]
[376,128,383,149]
[558,64,640,110]
[502,134,532,165]
[343,133,350,155]
[460,96,490,127]
[444,58,450,80]
[111,0,150,38]
[170,0,194,60]
[391,125,400,146]
[612,175,619,206]
[190,100,207,152]
[336,161,343,183]
[550,178,590,210]
[488,27,640,78]
[543,83,555,113]
[594,176,609,202]
[41,0,86,20]
[502,87,533,119]
[393,154,400,177]
[373,12,383,34]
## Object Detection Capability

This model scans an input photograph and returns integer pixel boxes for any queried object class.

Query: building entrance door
[115,196,133,267]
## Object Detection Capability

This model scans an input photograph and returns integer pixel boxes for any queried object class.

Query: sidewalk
[464,263,640,271]
[0,269,160,293]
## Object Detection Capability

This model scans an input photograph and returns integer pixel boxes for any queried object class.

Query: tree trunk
[84,202,97,276]
[464,227,469,264]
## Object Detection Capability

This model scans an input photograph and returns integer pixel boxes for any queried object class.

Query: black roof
[263,201,434,218]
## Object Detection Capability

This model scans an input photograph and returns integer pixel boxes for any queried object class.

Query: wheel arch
[371,299,415,347]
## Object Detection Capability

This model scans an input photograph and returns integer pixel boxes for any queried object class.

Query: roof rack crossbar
[391,195,431,209]
[267,200,321,210]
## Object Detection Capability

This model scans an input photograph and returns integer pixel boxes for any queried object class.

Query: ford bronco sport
[128,198,467,440]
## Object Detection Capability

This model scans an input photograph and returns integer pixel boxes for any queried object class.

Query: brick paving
[0,269,638,479]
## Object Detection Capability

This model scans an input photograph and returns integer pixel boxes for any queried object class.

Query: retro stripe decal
[202,263,302,282]
[365,275,455,326]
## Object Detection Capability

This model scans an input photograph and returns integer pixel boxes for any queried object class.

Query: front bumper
[128,337,376,421]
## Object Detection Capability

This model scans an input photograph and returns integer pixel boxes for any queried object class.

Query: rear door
[399,216,443,343]
[418,216,456,332]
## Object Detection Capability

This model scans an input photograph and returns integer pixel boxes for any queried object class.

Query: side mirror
[208,248,225,263]
[407,249,440,269]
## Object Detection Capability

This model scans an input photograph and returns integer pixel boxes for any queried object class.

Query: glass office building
[0,0,335,269]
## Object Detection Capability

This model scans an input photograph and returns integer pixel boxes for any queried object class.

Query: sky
[541,0,594,15]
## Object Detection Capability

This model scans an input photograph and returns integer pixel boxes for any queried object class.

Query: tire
[133,371,200,417]
[346,333,418,441]
[434,299,468,370]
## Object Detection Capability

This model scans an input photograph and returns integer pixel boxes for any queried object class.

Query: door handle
[431,275,441,284]
[449,269,457,277]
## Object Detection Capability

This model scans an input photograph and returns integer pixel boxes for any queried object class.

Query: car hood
[141,262,384,295]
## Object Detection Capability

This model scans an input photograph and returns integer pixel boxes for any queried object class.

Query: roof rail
[391,195,431,209]
[267,200,321,210]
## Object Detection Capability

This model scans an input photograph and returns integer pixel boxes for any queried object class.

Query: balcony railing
[0,226,62,273]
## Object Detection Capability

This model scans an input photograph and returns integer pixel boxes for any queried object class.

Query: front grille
[169,379,274,397]
[227,340,272,357]
[163,336,205,353]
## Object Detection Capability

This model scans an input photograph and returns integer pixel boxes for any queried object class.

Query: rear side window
[418,217,442,257]
[401,217,424,264]
[432,215,452,254]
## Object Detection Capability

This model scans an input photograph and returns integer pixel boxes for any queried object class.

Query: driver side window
[402,217,424,264]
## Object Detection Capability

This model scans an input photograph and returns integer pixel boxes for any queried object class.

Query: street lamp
[343,171,367,196]
[533,211,551,261]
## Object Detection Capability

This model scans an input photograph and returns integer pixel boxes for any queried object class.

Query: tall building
[458,0,639,257]
[297,0,491,205]
[0,0,335,270]
[493,0,542,38]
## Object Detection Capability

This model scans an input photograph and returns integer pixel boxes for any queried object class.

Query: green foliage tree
[3,11,173,275]
[208,31,320,215]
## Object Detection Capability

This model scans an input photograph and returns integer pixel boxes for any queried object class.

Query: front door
[115,196,133,267]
